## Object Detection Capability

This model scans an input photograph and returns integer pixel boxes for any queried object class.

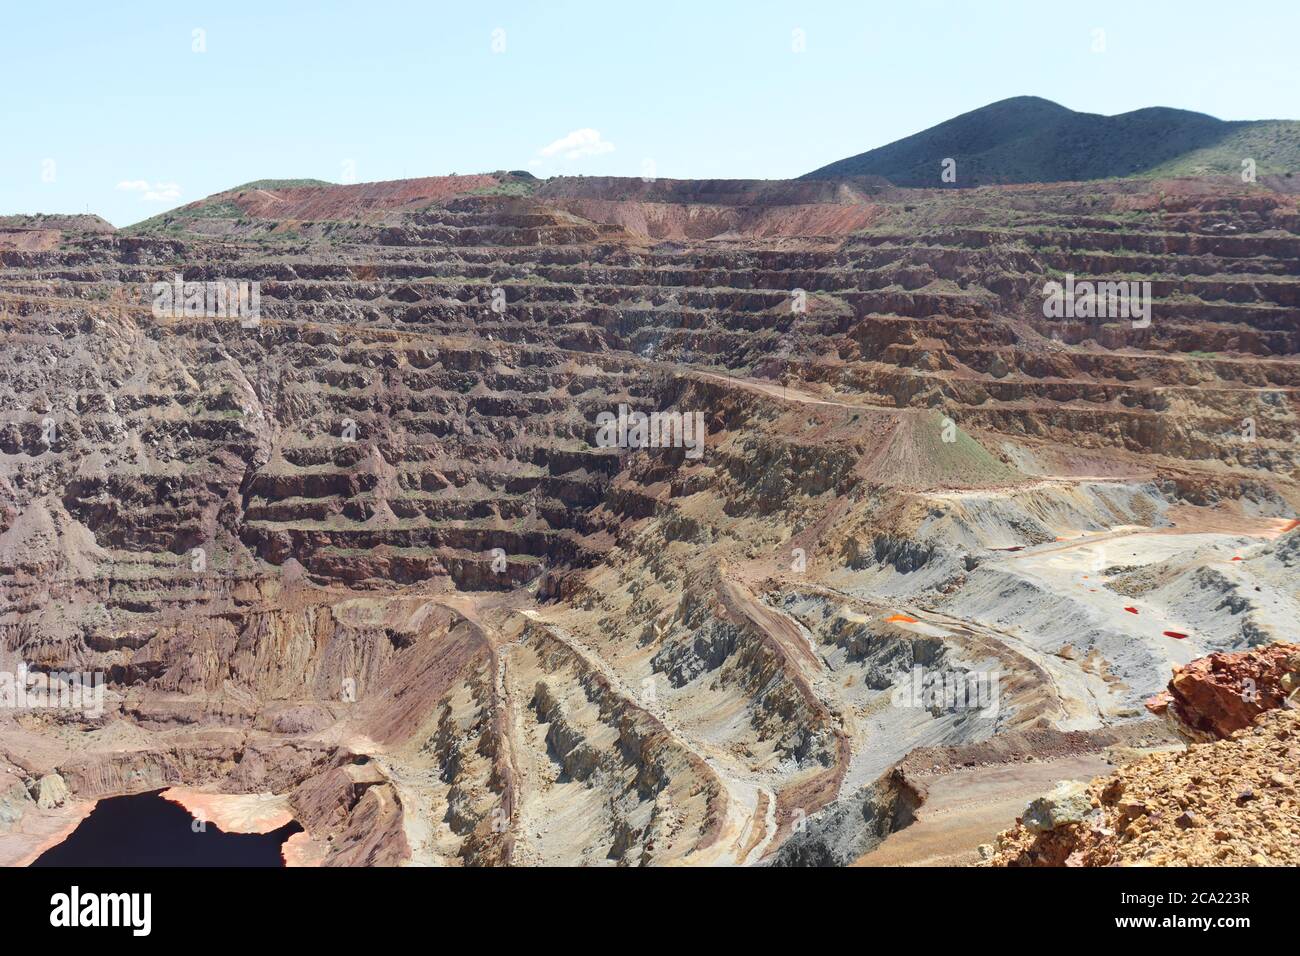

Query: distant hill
[125,173,531,232]
[803,96,1300,186]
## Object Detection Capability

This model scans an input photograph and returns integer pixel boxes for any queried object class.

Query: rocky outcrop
[1145,642,1300,740]
[766,768,923,867]
[988,707,1300,866]
[289,758,410,867]
[990,644,1300,866]
[1021,780,1092,833]
[0,774,34,833]
[34,773,69,810]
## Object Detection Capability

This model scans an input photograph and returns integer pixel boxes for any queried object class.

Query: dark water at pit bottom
[32,790,301,867]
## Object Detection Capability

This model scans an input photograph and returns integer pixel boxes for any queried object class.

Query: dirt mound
[859,411,1019,489]
[199,174,504,221]
[0,215,113,250]
[0,214,115,233]
[0,229,61,252]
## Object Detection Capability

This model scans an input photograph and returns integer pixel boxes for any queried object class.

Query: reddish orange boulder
[1145,642,1300,740]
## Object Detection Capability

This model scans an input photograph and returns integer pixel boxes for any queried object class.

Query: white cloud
[116,179,182,202]
[143,182,181,202]
[537,128,615,161]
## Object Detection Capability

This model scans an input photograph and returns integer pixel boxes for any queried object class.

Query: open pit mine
[1,169,1297,866]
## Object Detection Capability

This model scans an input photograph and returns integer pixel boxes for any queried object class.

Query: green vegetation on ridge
[804,96,1300,186]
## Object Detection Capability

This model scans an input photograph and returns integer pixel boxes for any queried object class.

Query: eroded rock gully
[1,172,1297,865]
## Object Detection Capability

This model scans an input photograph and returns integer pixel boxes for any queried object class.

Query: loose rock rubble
[989,644,1300,866]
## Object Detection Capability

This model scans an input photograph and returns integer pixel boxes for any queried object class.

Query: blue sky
[4,0,1297,226]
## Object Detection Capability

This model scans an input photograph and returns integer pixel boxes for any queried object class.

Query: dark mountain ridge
[804,96,1300,186]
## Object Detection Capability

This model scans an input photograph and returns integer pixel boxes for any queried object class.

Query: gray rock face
[0,781,35,832]
[1022,780,1093,834]
[767,771,921,867]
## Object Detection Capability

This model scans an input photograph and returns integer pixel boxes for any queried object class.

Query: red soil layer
[0,229,62,251]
